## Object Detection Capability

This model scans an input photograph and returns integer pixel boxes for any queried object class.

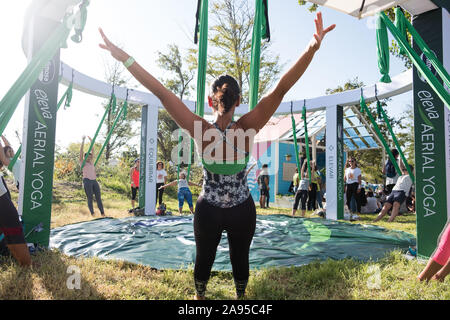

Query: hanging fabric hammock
[81,87,116,169]
[94,90,129,166]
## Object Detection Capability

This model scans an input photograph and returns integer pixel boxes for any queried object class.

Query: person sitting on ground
[158,171,201,214]
[406,190,415,212]
[130,158,140,210]
[79,136,105,217]
[292,161,309,217]
[418,221,450,282]
[361,190,381,214]
[0,143,31,267]
[373,162,413,223]
[1,135,20,190]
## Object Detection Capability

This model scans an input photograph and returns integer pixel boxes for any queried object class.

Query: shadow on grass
[0,249,105,300]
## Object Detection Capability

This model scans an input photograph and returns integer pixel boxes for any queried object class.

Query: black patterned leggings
[193,196,256,298]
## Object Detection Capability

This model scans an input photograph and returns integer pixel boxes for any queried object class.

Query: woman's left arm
[1,135,11,147]
[239,12,335,131]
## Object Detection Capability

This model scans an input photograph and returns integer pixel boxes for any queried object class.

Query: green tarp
[50,215,415,271]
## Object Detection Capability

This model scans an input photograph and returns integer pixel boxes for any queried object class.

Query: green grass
[0,177,448,300]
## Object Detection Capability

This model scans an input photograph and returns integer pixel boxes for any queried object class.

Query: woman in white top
[344,157,362,216]
[158,171,201,214]
[374,162,413,222]
[155,161,168,205]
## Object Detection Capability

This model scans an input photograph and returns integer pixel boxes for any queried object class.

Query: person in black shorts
[374,162,414,223]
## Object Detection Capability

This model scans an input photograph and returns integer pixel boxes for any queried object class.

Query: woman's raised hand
[310,12,336,51]
[98,28,129,63]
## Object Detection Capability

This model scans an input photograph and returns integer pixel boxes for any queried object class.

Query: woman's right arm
[99,28,208,137]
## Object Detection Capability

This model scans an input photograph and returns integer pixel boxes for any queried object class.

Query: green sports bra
[201,122,250,175]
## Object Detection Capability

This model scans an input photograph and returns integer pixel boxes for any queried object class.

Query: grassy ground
[1,179,448,300]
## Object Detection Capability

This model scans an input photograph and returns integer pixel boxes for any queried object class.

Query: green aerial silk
[71,0,89,43]
[94,100,128,166]
[401,13,450,91]
[376,13,391,83]
[380,12,450,109]
[0,21,71,136]
[186,0,209,179]
[302,105,312,181]
[0,1,89,136]
[81,92,116,169]
[377,100,415,183]
[360,93,401,176]
[290,102,301,175]
[195,0,208,118]
[7,82,74,171]
[394,7,407,55]
[249,0,270,111]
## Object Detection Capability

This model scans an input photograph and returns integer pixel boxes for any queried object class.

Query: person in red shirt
[130,159,140,209]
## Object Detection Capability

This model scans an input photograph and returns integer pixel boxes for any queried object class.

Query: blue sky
[0,0,413,149]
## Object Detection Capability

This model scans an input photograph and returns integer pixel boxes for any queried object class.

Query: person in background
[158,171,201,214]
[258,164,269,209]
[1,135,20,190]
[418,221,450,282]
[383,148,399,195]
[374,162,413,223]
[315,166,326,210]
[406,190,415,213]
[307,161,320,211]
[292,161,309,217]
[361,190,381,214]
[0,143,31,267]
[79,136,105,217]
[344,157,362,219]
[130,158,140,210]
[292,168,299,194]
[156,161,168,205]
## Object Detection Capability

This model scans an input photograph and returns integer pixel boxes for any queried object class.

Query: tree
[208,0,282,103]
[157,44,196,100]
[100,59,141,164]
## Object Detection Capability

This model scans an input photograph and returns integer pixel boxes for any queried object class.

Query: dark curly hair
[210,75,240,114]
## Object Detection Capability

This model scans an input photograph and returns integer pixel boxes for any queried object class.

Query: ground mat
[50,215,416,270]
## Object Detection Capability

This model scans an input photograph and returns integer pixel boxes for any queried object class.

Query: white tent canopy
[305,0,438,18]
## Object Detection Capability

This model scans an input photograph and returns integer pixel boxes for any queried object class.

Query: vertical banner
[443,9,450,221]
[413,8,448,259]
[139,105,148,209]
[143,105,158,215]
[325,105,344,220]
[20,17,61,247]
